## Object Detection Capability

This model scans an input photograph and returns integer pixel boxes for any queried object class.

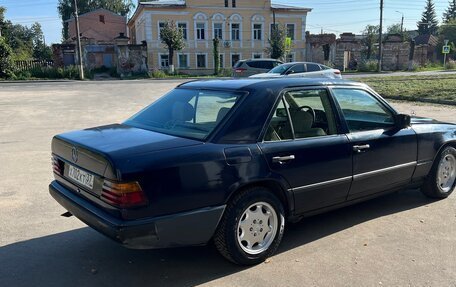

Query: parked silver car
[250,62,342,79]
[232,58,283,77]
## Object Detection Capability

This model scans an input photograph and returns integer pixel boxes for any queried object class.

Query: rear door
[330,87,417,200]
[259,87,352,214]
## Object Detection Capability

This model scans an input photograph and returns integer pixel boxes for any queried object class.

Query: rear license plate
[68,165,94,189]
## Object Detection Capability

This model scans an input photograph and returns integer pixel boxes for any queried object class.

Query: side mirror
[394,114,411,129]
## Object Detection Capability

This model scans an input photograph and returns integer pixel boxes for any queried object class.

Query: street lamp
[395,11,404,33]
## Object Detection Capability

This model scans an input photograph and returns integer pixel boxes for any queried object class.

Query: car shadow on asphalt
[0,189,435,287]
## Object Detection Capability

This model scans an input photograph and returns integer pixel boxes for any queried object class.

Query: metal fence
[14,60,54,71]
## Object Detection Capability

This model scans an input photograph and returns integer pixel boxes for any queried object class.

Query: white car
[249,62,342,79]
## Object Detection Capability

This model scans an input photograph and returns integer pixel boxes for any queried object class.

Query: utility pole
[378,0,383,73]
[73,0,84,80]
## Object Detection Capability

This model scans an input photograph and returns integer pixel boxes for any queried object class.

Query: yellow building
[128,0,311,74]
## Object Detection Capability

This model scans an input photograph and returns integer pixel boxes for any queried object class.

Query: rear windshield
[125,89,244,140]
[233,61,243,68]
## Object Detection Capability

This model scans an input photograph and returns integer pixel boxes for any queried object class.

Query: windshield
[268,63,294,74]
[124,88,244,140]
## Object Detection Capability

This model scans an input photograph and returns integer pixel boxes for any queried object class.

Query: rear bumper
[49,181,225,249]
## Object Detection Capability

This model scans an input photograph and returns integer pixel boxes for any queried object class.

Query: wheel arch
[224,179,294,218]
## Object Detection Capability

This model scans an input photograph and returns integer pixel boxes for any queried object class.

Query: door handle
[353,144,370,153]
[272,155,295,164]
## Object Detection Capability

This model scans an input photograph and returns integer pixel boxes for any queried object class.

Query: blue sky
[1,0,450,44]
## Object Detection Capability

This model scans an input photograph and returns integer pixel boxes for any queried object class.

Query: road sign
[442,45,450,54]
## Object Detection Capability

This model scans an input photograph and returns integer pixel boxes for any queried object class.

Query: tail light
[52,156,63,176]
[234,68,246,73]
[334,70,341,75]
[101,180,148,208]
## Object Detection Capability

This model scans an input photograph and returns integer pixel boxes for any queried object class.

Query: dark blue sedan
[50,78,456,265]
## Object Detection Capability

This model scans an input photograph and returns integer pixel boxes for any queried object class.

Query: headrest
[216,107,230,122]
[172,102,194,122]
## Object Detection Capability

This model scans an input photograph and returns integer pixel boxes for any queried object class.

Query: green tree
[443,0,456,23]
[30,23,52,60]
[0,6,5,35]
[213,37,220,75]
[267,23,287,60]
[159,21,185,70]
[439,19,456,59]
[387,23,409,40]
[58,0,134,40]
[0,36,13,78]
[417,0,439,35]
[362,25,379,60]
[1,21,34,60]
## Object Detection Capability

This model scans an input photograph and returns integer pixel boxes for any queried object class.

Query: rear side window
[306,63,321,72]
[319,65,331,70]
[246,61,264,69]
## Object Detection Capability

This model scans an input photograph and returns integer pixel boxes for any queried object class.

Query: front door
[259,88,352,214]
[331,88,418,200]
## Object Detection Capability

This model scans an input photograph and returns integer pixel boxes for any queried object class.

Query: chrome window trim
[289,161,417,191]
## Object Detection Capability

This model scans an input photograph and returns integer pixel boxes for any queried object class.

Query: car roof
[178,78,365,91]
[239,58,282,62]
[279,62,329,66]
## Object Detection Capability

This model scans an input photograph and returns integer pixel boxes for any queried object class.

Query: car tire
[213,187,285,265]
[421,146,456,198]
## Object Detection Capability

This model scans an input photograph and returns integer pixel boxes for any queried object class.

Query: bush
[149,68,167,78]
[445,60,456,70]
[219,68,233,77]
[408,61,420,71]
[0,37,14,78]
[358,60,378,72]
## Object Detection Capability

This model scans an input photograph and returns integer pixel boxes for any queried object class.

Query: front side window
[196,23,205,40]
[178,23,187,40]
[197,54,206,68]
[253,24,262,40]
[231,23,240,41]
[268,63,293,74]
[332,89,395,132]
[214,23,223,39]
[287,64,305,74]
[125,89,243,140]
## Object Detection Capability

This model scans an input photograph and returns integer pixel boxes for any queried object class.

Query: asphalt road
[1,80,455,287]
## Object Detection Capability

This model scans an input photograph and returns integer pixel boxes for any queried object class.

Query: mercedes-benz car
[250,62,342,79]
[50,78,456,265]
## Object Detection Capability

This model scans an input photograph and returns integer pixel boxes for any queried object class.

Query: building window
[219,54,224,68]
[214,23,223,40]
[231,54,240,67]
[231,23,240,41]
[232,0,236,7]
[286,53,294,63]
[178,54,189,68]
[286,24,295,40]
[196,23,205,40]
[253,24,262,40]
[224,0,228,7]
[160,54,169,68]
[253,53,262,59]
[99,15,105,23]
[178,23,187,40]
[197,54,207,68]
[159,22,166,39]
